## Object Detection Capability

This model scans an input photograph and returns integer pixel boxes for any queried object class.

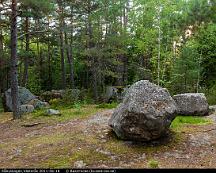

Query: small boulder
[209,105,216,114]
[20,105,34,114]
[45,109,61,116]
[28,99,49,109]
[173,93,209,116]
[109,80,177,141]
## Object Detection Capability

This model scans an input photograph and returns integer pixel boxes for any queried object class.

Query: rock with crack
[109,80,177,141]
[173,93,209,116]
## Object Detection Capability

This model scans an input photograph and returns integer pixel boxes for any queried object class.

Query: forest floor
[0,105,216,168]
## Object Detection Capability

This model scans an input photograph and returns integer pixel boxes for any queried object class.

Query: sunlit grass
[28,104,105,124]
[171,115,212,129]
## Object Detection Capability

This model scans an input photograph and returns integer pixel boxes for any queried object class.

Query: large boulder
[173,93,209,116]
[4,87,48,112]
[5,87,36,111]
[109,80,177,141]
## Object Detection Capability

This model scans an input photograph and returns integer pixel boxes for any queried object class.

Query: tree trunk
[87,0,98,101]
[0,26,3,55]
[64,30,75,88]
[47,19,52,90]
[59,28,66,89]
[47,43,52,90]
[58,0,66,89]
[10,0,20,119]
[116,54,124,86]
[22,15,29,87]
[157,7,161,86]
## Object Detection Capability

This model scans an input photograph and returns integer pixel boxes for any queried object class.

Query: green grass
[96,102,118,109]
[171,116,212,129]
[27,104,105,124]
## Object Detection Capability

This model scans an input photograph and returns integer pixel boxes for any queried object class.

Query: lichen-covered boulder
[20,105,34,114]
[4,87,36,111]
[173,93,209,116]
[109,80,177,141]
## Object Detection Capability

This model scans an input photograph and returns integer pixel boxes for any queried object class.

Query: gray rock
[20,105,34,114]
[105,86,129,102]
[173,93,209,116]
[209,105,216,114]
[28,99,49,109]
[105,86,118,102]
[5,87,36,111]
[109,80,177,141]
[45,109,61,116]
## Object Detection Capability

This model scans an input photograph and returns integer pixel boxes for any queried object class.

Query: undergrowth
[96,102,118,109]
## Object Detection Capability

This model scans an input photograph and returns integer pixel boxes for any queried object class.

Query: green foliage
[62,89,81,105]
[73,101,82,114]
[20,0,54,17]
[26,68,42,95]
[197,23,216,88]
[49,98,62,108]
[169,40,201,94]
[205,84,216,105]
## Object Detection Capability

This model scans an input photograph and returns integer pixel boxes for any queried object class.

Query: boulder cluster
[109,80,209,141]
[3,87,49,114]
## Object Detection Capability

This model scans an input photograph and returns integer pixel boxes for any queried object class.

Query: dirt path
[0,109,216,168]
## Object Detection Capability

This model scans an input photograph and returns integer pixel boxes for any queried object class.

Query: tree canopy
[0,0,216,117]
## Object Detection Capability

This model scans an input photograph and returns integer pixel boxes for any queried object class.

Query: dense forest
[0,0,216,118]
